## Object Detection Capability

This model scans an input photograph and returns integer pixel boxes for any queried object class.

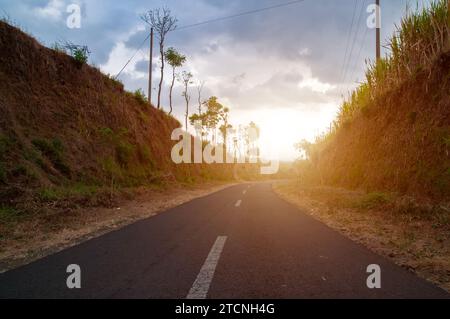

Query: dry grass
[299,1,450,200]
[0,182,234,273]
[273,180,450,292]
[337,0,449,130]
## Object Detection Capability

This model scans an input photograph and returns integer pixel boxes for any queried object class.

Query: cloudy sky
[0,0,431,160]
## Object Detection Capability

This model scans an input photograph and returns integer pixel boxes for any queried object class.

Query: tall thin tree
[180,71,194,130]
[197,80,206,115]
[141,8,177,110]
[219,107,232,153]
[164,48,186,115]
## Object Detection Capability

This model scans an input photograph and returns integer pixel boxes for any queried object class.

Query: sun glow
[233,104,339,161]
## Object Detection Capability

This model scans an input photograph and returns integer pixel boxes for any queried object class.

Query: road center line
[243,190,247,195]
[186,236,228,299]
[235,200,242,207]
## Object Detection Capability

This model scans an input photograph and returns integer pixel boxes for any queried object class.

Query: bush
[73,47,89,64]
[64,42,90,65]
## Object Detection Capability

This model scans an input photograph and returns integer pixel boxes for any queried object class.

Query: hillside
[301,1,450,200]
[0,20,240,211]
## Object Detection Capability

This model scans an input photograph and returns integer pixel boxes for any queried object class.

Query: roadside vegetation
[296,0,450,199]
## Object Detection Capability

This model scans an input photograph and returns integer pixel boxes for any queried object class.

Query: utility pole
[148,27,154,105]
[376,0,381,61]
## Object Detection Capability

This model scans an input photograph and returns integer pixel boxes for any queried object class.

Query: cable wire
[115,33,151,79]
[174,0,305,31]
[115,0,306,78]
[341,0,367,89]
[338,0,358,86]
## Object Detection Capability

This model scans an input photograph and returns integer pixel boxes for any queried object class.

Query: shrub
[64,42,90,65]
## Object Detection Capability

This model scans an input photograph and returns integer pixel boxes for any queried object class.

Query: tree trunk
[185,93,189,131]
[169,67,175,115]
[223,130,228,160]
[157,42,164,109]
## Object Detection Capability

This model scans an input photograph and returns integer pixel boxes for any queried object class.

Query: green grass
[115,141,135,168]
[38,184,100,202]
[100,156,123,180]
[133,89,148,105]
[98,127,114,138]
[38,188,61,202]
[23,147,46,169]
[98,128,136,169]
[0,206,21,223]
[32,138,70,176]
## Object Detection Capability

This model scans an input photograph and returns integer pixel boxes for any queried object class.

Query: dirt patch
[0,182,235,273]
[273,181,450,292]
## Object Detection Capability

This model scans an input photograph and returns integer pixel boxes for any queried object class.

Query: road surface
[0,183,448,299]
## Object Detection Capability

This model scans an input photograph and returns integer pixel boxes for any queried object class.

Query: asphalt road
[0,183,448,299]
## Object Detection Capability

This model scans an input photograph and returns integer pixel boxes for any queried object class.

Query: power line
[115,0,306,78]
[115,33,151,79]
[174,0,305,31]
[341,0,367,90]
[338,0,358,87]
[349,23,369,86]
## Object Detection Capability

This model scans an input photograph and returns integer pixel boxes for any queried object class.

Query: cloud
[0,0,418,158]
[298,78,335,94]
[34,0,65,21]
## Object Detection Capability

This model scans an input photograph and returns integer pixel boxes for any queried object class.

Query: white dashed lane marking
[186,236,228,299]
[235,200,242,207]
